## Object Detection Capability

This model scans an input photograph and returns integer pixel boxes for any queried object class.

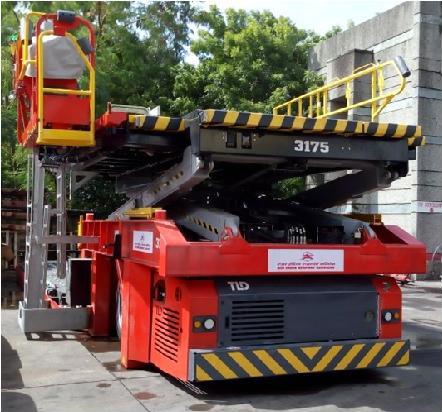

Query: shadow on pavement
[1,335,38,412]
[2,335,24,390]
[1,392,38,412]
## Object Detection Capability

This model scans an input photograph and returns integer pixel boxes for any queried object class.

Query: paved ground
[2,272,441,412]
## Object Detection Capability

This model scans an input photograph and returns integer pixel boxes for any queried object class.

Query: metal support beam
[69,170,97,197]
[109,199,136,220]
[20,154,88,334]
[56,165,67,278]
[171,205,240,241]
[39,235,98,244]
[292,166,395,209]
[18,302,90,333]
[23,151,46,309]
[108,146,213,219]
[13,231,18,268]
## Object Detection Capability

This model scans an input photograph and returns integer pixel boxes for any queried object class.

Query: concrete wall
[308,1,442,267]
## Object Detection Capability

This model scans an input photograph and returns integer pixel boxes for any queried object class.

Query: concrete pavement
[2,276,441,412]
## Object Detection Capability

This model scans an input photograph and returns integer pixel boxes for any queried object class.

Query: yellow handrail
[273,58,410,121]
[18,11,45,80]
[41,88,92,96]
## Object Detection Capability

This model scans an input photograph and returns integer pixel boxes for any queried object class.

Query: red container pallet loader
[14,10,426,383]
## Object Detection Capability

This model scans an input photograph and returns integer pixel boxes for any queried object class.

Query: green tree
[323,25,342,39]
[70,176,127,217]
[171,6,323,114]
[1,1,27,188]
[23,1,196,113]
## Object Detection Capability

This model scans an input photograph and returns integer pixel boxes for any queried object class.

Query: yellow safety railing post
[345,81,352,108]
[36,29,52,135]
[308,95,313,118]
[371,70,378,119]
[316,92,321,116]
[18,11,45,80]
[322,91,328,117]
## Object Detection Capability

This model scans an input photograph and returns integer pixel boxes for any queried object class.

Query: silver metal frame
[108,146,214,219]
[19,152,96,333]
[18,301,90,333]
[56,165,67,278]
[24,150,46,308]
[174,206,240,242]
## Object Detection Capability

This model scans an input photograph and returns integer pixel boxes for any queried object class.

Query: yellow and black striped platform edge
[408,135,425,148]
[192,339,410,381]
[201,110,423,147]
[128,114,185,132]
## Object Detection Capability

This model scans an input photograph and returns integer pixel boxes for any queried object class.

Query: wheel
[116,285,122,339]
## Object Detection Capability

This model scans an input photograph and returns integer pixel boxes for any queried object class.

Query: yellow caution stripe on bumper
[128,114,185,132]
[201,109,423,147]
[190,339,410,381]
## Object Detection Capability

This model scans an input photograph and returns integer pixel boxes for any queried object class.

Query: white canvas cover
[26,35,85,79]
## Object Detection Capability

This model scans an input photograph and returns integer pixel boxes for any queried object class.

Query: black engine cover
[217,276,379,347]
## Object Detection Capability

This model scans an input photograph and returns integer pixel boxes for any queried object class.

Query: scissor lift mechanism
[14,10,426,382]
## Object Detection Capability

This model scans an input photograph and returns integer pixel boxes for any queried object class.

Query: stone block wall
[308,1,442,274]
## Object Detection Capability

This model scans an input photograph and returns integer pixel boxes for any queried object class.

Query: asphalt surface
[2,272,441,412]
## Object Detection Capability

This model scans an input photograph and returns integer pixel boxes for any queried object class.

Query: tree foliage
[70,176,127,217]
[171,6,323,114]
[1,2,330,205]
[1,1,27,189]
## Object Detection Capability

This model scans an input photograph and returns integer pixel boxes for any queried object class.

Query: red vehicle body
[14,10,427,383]
[78,212,425,381]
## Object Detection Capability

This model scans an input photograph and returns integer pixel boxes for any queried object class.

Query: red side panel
[90,252,115,336]
[43,94,90,126]
[372,276,402,338]
[186,280,218,350]
[120,260,152,368]
[95,111,127,130]
[148,277,218,380]
[81,219,426,278]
